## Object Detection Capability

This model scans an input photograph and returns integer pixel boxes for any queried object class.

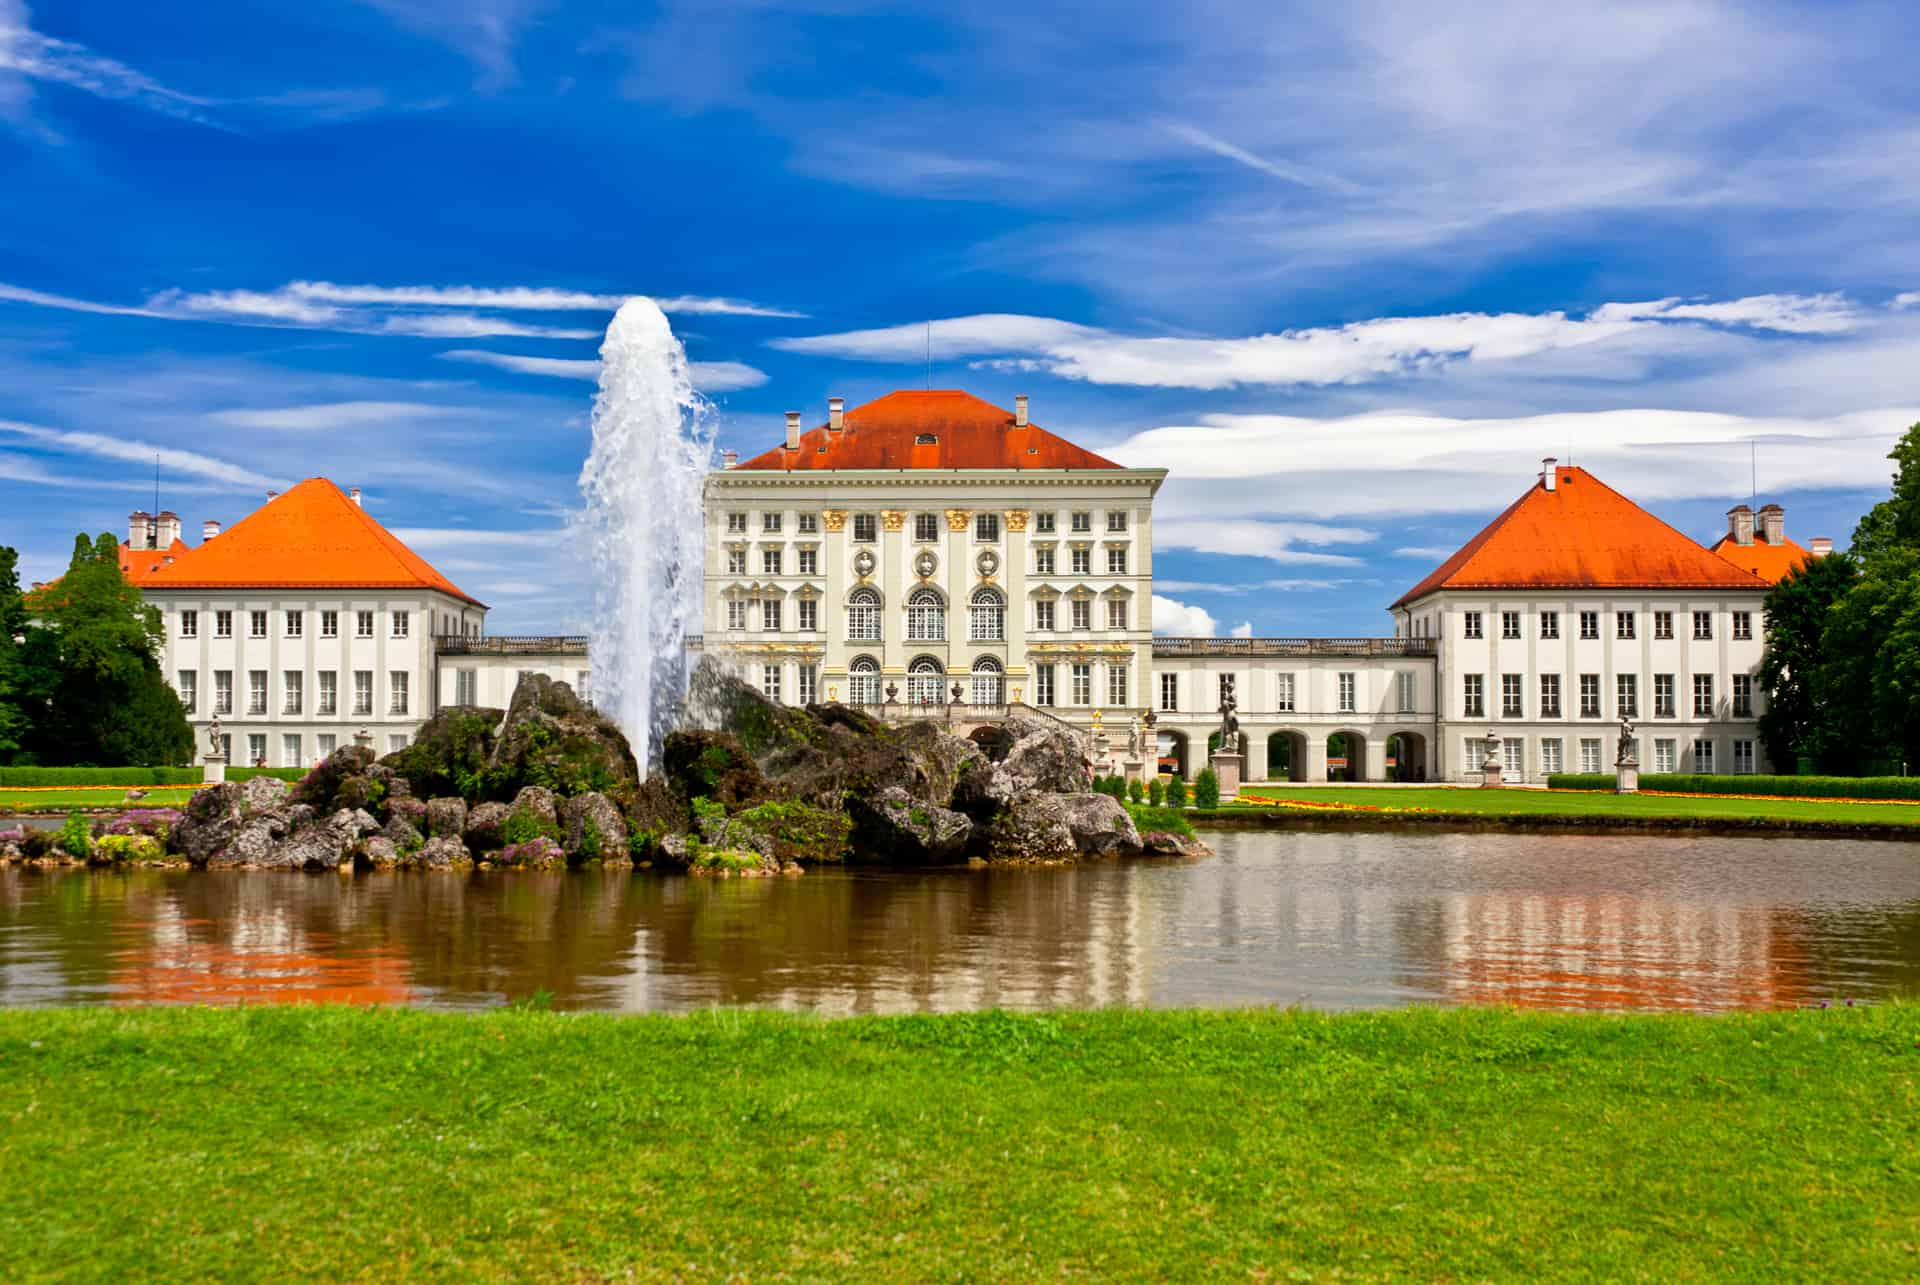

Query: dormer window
[915,433,938,445]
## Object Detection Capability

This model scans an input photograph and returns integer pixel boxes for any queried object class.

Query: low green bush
[93,834,164,864]
[1125,803,1194,837]
[1165,775,1188,808]
[1194,768,1220,811]
[56,810,92,859]
[0,766,301,786]
[1147,778,1165,807]
[1547,772,1920,800]
[1127,778,1145,804]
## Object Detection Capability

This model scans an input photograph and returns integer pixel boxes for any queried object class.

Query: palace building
[117,388,1823,779]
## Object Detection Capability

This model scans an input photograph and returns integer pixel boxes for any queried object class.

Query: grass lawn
[0,786,201,814]
[3,1005,1916,1280]
[1234,784,1920,827]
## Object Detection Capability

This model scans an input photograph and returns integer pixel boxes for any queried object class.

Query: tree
[1165,774,1188,808]
[1757,551,1859,771]
[0,547,58,764]
[1194,768,1220,810]
[1847,423,1920,565]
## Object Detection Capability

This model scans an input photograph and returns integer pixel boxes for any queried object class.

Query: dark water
[3,830,1918,1013]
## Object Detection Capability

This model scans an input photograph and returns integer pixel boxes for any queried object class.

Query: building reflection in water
[2,830,1918,1013]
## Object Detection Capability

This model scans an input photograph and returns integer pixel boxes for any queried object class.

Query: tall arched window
[906,587,946,641]
[969,586,1006,641]
[846,588,881,642]
[848,655,881,705]
[908,656,945,706]
[970,656,1004,706]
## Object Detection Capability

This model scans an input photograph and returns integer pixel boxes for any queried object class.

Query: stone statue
[1127,716,1141,758]
[1216,676,1241,757]
[206,716,223,757]
[1615,713,1638,767]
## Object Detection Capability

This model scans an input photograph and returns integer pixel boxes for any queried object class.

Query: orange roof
[140,478,484,606]
[733,390,1123,471]
[1708,533,1812,584]
[119,538,191,585]
[1393,466,1769,607]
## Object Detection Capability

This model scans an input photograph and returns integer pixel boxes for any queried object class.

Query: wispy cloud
[210,401,470,431]
[1161,122,1361,195]
[1155,518,1373,565]
[0,0,219,130]
[1594,293,1860,334]
[0,419,279,488]
[1154,577,1354,594]
[440,349,768,392]
[286,281,803,317]
[1390,546,1456,561]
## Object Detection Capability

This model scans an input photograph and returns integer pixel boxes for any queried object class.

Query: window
[726,549,746,575]
[852,513,877,543]
[907,588,945,641]
[1580,738,1602,774]
[247,670,267,715]
[247,733,266,766]
[974,512,1000,542]
[387,734,409,753]
[1463,611,1483,640]
[455,669,476,705]
[1070,511,1091,533]
[1035,512,1056,534]
[249,610,267,639]
[1693,739,1715,772]
[215,610,233,639]
[1501,673,1523,718]
[177,671,196,713]
[761,598,782,631]
[1732,673,1753,718]
[1617,610,1635,640]
[1501,611,1521,640]
[847,589,881,641]
[914,512,940,543]
[1654,673,1676,718]
[797,548,817,575]
[1579,611,1599,640]
[969,588,1005,641]
[1071,662,1092,705]
[762,664,782,702]
[1036,663,1057,707]
[1734,739,1755,773]
[1692,673,1714,717]
[762,511,782,533]
[797,513,818,535]
[279,609,301,640]
[1463,673,1485,718]
[283,671,302,715]
[320,610,338,638]
[1035,599,1056,631]
[353,670,373,716]
[726,511,747,534]
[1159,673,1178,711]
[283,734,302,767]
[180,610,198,638]
[392,611,409,639]
[1070,548,1091,575]
[1540,673,1562,718]
[798,598,818,632]
[1466,737,1487,771]
[355,610,373,639]
[1034,547,1056,575]
[1339,672,1357,713]
[1654,611,1674,640]
[1278,673,1297,712]
[1654,738,1677,772]
[214,670,233,715]
[908,658,944,706]
[317,733,336,759]
[1504,738,1525,780]
[1107,598,1127,630]
[1617,674,1638,719]
[389,671,408,715]
[1107,664,1128,707]
[762,549,781,575]
[849,657,881,705]
[1692,611,1712,640]
[1107,546,1128,575]
[1107,511,1128,532]
[1071,598,1091,630]
[1579,673,1601,718]
[1540,611,1560,640]
[727,599,748,631]
[318,671,337,715]
[1541,738,1563,775]
[1732,611,1753,641]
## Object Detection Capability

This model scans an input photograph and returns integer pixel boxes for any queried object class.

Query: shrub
[1194,768,1220,810]
[1148,778,1165,807]
[21,828,55,858]
[1125,803,1194,837]
[1546,772,1920,800]
[1165,775,1188,808]
[690,846,764,873]
[495,836,565,867]
[56,810,92,859]
[729,799,851,863]
[94,834,163,864]
[501,803,558,846]
[1127,778,1145,804]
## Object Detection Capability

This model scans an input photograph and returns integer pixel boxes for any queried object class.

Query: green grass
[0,786,201,813]
[2,1005,1916,1280]
[1235,784,1920,826]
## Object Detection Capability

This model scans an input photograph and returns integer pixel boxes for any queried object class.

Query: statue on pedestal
[205,716,224,758]
[1127,716,1141,759]
[1215,676,1241,757]
[1615,713,1638,767]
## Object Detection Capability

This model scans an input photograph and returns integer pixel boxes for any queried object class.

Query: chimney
[1810,537,1833,557]
[828,397,844,431]
[1726,504,1755,546]
[1758,503,1785,546]
[721,450,738,470]
[127,510,153,550]
[349,487,362,508]
[785,411,801,451]
[202,520,221,541]
[266,490,279,502]
[1541,458,1557,492]
[155,510,181,546]
[1014,394,1029,428]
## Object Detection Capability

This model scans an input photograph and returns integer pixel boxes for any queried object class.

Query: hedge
[1546,773,1920,800]
[0,766,306,786]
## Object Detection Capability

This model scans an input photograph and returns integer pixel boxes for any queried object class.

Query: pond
[2,829,1917,1012]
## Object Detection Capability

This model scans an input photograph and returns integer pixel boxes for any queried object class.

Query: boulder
[381,705,501,800]
[415,835,472,869]
[484,674,639,801]
[494,835,566,868]
[660,730,769,809]
[260,808,380,871]
[289,745,376,813]
[357,835,401,868]
[380,813,424,856]
[849,786,974,863]
[561,791,627,863]
[506,785,559,838]
[954,715,1088,819]
[205,820,286,868]
[424,796,468,840]
[387,795,428,831]
[1141,830,1210,858]
[176,779,296,864]
[463,801,510,852]
[240,775,291,812]
[986,793,1140,861]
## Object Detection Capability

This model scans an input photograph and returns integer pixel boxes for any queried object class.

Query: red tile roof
[1393,466,1769,607]
[119,538,191,585]
[140,478,484,606]
[1707,533,1812,584]
[733,390,1123,471]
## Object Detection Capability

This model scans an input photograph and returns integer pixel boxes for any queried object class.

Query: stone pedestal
[1210,751,1244,801]
[202,752,227,785]
[1123,757,1145,785]
[1480,753,1503,788]
[1615,759,1640,794]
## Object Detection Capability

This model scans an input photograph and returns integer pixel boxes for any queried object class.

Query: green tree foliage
[13,535,193,767]
[1194,768,1220,810]
[1757,553,1859,771]
[1147,777,1165,807]
[0,547,44,761]
[1165,774,1188,808]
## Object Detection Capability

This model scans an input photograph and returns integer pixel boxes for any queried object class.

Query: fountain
[577,298,713,766]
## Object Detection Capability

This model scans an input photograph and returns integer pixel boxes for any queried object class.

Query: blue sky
[3,1,1917,634]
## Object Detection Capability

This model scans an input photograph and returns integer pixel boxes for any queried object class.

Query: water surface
[3,830,1917,1013]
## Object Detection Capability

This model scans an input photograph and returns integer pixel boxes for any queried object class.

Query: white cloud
[0,1,219,130]
[440,349,768,391]
[1391,546,1457,561]
[1154,518,1373,564]
[287,281,803,317]
[688,361,769,392]
[1161,122,1361,195]
[0,419,279,488]
[1893,292,1920,310]
[0,282,163,318]
[1151,594,1218,637]
[1593,293,1860,334]
[387,526,567,549]
[771,314,1099,361]
[1155,577,1353,594]
[210,401,467,431]
[1228,621,1254,639]
[150,287,343,324]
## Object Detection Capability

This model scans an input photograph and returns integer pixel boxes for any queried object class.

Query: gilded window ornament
[822,510,848,532]
[880,510,906,532]
[1003,510,1030,532]
[944,509,972,532]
